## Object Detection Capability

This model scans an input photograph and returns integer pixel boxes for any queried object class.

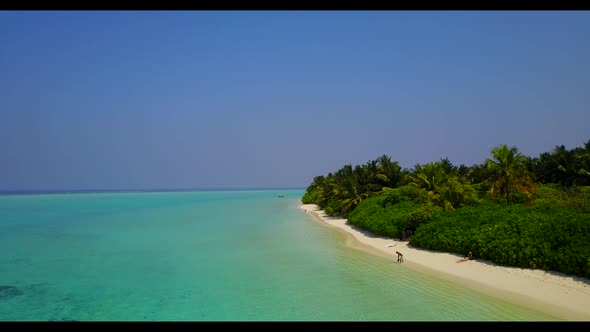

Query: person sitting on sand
[457,251,473,263]
[396,251,404,263]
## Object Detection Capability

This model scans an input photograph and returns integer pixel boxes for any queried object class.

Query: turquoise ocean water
[0,190,557,321]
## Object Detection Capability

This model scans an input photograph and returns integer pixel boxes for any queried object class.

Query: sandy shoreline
[300,204,590,321]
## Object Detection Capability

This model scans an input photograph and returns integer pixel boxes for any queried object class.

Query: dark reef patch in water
[0,285,23,299]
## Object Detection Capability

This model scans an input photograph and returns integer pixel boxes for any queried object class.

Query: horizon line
[0,187,307,196]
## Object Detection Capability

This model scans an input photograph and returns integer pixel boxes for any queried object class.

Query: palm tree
[376,154,403,189]
[467,163,490,184]
[339,165,372,215]
[534,141,590,188]
[439,157,457,175]
[409,162,449,193]
[486,144,535,204]
[313,175,332,208]
[553,145,578,189]
[457,164,470,178]
[523,156,539,181]
[583,140,590,174]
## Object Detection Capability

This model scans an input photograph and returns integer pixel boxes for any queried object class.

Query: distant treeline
[302,141,590,278]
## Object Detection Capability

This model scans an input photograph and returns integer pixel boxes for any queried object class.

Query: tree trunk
[506,187,510,205]
[505,179,510,205]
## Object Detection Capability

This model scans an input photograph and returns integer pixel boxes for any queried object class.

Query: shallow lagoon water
[0,190,556,321]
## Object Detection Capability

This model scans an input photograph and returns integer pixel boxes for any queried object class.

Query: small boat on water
[277,195,285,198]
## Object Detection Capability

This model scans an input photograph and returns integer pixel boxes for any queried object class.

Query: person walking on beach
[396,251,404,263]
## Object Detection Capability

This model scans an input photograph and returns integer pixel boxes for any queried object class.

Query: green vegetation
[302,141,590,278]
[347,186,442,239]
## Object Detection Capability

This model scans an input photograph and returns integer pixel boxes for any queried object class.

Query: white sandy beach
[300,204,590,321]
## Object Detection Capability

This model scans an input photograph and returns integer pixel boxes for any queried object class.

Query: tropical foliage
[485,144,536,204]
[409,196,590,278]
[302,140,590,278]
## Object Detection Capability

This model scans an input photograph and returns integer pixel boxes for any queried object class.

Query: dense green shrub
[379,186,430,206]
[324,197,343,216]
[347,186,440,239]
[471,182,492,199]
[577,186,590,196]
[409,202,590,278]
[571,186,590,211]
[301,188,318,204]
[533,184,590,211]
[346,197,400,237]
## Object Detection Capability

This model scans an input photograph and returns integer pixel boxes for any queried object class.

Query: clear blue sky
[1,11,589,191]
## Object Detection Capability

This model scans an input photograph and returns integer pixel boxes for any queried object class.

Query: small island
[301,141,590,319]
